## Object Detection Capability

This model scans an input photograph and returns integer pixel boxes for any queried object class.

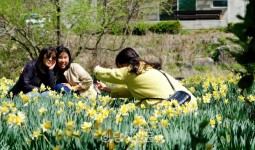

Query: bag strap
[140,70,175,101]
[159,70,176,92]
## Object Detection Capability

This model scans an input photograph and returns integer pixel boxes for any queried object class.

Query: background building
[158,0,248,29]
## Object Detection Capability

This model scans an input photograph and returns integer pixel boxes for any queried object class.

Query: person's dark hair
[115,47,161,75]
[37,45,56,74]
[56,45,72,70]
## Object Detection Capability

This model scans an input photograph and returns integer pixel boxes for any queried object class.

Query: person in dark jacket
[7,46,57,97]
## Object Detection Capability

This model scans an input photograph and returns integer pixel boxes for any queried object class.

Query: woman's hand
[94,81,110,93]
[49,61,56,70]
[61,83,73,91]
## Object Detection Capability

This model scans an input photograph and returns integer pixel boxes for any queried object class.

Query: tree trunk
[55,0,61,45]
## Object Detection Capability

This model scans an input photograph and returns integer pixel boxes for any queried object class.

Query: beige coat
[64,63,96,97]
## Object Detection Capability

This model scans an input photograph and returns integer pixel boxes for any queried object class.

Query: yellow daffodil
[206,143,213,150]
[40,84,46,92]
[102,108,109,118]
[67,101,74,107]
[133,116,147,127]
[65,129,73,137]
[224,99,229,104]
[11,107,17,113]
[38,107,47,115]
[140,103,146,109]
[116,114,123,123]
[95,113,105,123]
[182,107,190,115]
[32,130,41,140]
[56,129,63,140]
[20,94,30,104]
[9,92,13,98]
[247,95,255,102]
[161,119,169,127]
[238,95,245,102]
[93,128,104,139]
[154,135,165,144]
[209,119,216,128]
[56,109,63,116]
[107,140,115,150]
[16,111,26,125]
[128,103,136,111]
[202,81,210,89]
[172,100,179,107]
[226,134,230,142]
[53,146,61,150]
[87,108,97,118]
[133,129,147,145]
[203,93,212,103]
[0,106,9,114]
[66,120,75,129]
[7,113,25,127]
[32,88,38,93]
[73,130,80,137]
[33,96,38,102]
[119,104,129,116]
[149,116,157,124]
[188,87,195,93]
[81,122,92,133]
[55,100,60,105]
[216,115,222,124]
[41,121,51,132]
[154,109,161,117]
[212,91,220,101]
[46,86,51,91]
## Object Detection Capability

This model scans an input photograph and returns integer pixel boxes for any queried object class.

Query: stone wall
[180,20,227,29]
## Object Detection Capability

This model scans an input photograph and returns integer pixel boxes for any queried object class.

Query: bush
[225,23,234,33]
[149,21,182,34]
[110,22,151,36]
[132,22,151,36]
[110,22,127,35]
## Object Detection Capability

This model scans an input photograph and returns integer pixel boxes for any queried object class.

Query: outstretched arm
[95,81,133,98]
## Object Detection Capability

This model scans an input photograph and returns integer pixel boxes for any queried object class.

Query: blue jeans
[55,83,72,94]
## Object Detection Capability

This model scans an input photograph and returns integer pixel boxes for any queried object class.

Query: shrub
[149,21,182,34]
[110,22,151,36]
[225,23,234,33]
[110,22,127,35]
[132,22,151,36]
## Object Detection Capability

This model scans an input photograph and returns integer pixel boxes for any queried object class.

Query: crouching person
[7,46,57,98]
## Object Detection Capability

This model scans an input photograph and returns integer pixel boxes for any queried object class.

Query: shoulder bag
[160,71,191,105]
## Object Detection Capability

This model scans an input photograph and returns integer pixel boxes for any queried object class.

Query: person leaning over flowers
[7,46,57,98]
[93,47,197,106]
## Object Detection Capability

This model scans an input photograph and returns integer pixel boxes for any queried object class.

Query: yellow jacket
[94,65,197,105]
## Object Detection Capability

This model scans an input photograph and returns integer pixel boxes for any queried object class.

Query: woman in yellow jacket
[94,47,197,106]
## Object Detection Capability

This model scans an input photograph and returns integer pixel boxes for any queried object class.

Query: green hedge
[149,21,182,34]
[225,23,234,33]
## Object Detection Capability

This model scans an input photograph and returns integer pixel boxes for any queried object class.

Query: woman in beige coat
[55,46,97,98]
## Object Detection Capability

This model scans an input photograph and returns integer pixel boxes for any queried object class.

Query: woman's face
[58,52,69,69]
[43,52,56,68]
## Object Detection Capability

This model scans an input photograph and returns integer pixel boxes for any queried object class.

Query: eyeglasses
[45,54,56,60]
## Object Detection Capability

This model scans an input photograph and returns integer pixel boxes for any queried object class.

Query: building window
[213,0,228,7]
